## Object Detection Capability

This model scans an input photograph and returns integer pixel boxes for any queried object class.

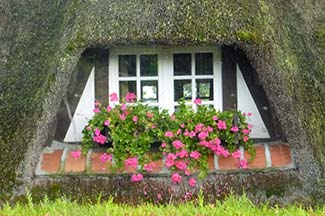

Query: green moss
[0,0,324,203]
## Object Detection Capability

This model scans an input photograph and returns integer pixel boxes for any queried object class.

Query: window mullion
[136,54,141,101]
[191,52,196,110]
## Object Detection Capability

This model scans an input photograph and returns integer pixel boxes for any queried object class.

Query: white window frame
[109,46,222,113]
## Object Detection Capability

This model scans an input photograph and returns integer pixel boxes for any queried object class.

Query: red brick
[90,152,112,173]
[244,145,266,169]
[207,154,215,170]
[269,144,292,167]
[218,156,239,170]
[40,150,63,173]
[64,150,86,173]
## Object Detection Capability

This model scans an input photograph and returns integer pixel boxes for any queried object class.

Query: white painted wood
[237,65,270,138]
[64,67,95,142]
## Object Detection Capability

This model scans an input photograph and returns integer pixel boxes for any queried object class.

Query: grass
[1,193,324,216]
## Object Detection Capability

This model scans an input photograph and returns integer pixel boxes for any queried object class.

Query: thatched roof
[0,0,324,203]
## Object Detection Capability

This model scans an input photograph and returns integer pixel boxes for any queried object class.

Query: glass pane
[173,53,191,76]
[141,80,158,102]
[196,79,213,101]
[195,53,213,75]
[119,81,136,100]
[140,55,158,76]
[119,55,136,77]
[174,80,192,101]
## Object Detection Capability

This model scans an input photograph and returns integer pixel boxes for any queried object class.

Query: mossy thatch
[0,0,324,203]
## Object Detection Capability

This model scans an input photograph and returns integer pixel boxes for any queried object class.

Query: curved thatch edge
[0,0,324,203]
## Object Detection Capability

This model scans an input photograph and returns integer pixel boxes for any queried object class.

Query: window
[56,46,276,143]
[109,47,222,113]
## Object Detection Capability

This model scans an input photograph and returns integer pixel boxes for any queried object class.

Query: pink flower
[132,116,138,122]
[119,114,126,121]
[146,112,154,118]
[206,126,213,132]
[93,134,107,144]
[247,112,252,117]
[93,108,100,113]
[172,140,184,149]
[104,120,110,126]
[144,163,154,172]
[231,150,242,159]
[86,126,91,131]
[217,120,227,130]
[238,159,249,169]
[199,140,210,148]
[124,157,138,168]
[94,128,101,136]
[175,161,187,170]
[212,115,218,121]
[180,123,185,128]
[161,142,166,148]
[131,173,143,182]
[176,129,182,135]
[188,178,196,187]
[167,153,176,160]
[71,150,81,159]
[121,103,127,111]
[100,153,112,163]
[125,92,137,103]
[198,131,209,140]
[151,125,157,129]
[106,106,112,112]
[242,112,246,116]
[170,115,176,121]
[171,173,182,184]
[189,131,196,138]
[243,129,250,135]
[109,92,118,102]
[185,169,191,176]
[248,124,253,129]
[214,137,221,145]
[243,136,249,142]
[95,100,101,107]
[230,126,239,132]
[176,149,188,158]
[165,158,175,167]
[194,98,202,105]
[215,146,229,157]
[190,151,201,160]
[195,123,204,132]
[157,193,162,200]
[164,131,173,138]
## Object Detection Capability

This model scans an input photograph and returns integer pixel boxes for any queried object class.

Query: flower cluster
[81,93,255,185]
[159,98,254,184]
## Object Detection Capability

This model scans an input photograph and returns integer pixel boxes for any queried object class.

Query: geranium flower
[175,161,187,170]
[231,150,242,159]
[243,129,250,135]
[165,158,175,167]
[194,98,202,105]
[164,131,173,138]
[198,131,209,139]
[171,173,182,184]
[100,153,112,163]
[243,136,249,142]
[104,120,110,126]
[93,108,100,113]
[230,126,239,132]
[172,140,184,149]
[119,114,126,121]
[109,92,118,102]
[144,163,154,172]
[190,151,201,160]
[238,159,249,169]
[212,115,218,121]
[146,112,154,118]
[188,178,197,187]
[132,116,138,122]
[131,173,143,182]
[124,157,138,168]
[217,120,227,130]
[106,106,112,112]
[95,100,101,107]
[71,150,81,159]
[125,92,136,103]
[176,149,188,158]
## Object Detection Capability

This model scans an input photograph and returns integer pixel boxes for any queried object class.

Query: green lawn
[1,194,324,216]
